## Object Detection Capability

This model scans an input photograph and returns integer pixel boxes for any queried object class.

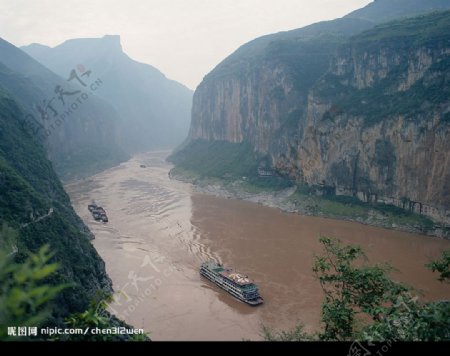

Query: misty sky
[0,0,372,90]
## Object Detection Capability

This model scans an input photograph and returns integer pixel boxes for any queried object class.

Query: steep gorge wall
[189,63,305,153]
[278,17,450,223]
[189,31,350,153]
[186,12,450,224]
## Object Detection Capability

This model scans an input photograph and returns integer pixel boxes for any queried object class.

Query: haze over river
[65,151,450,341]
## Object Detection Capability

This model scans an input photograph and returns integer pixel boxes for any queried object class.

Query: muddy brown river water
[65,151,450,341]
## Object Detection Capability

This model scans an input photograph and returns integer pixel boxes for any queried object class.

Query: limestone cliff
[277,12,450,223]
[184,11,450,225]
[189,17,374,153]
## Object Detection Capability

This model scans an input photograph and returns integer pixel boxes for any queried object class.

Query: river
[65,151,450,341]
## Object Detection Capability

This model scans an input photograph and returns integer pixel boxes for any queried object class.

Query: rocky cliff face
[190,62,309,153]
[189,30,355,153]
[185,11,450,224]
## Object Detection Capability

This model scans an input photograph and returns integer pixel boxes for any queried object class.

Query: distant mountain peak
[21,32,193,153]
[41,35,125,56]
[23,42,51,50]
[101,34,122,50]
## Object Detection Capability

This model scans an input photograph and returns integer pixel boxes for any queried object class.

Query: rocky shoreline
[170,170,450,240]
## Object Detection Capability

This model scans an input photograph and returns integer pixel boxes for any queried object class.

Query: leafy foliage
[58,297,149,341]
[360,297,450,341]
[0,222,19,254]
[263,237,450,341]
[427,250,450,282]
[0,243,67,341]
[0,235,149,342]
[313,237,408,341]
[260,323,313,342]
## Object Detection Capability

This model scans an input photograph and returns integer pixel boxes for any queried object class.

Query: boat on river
[88,203,109,223]
[200,261,263,306]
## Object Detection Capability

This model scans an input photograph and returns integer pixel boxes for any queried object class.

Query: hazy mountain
[0,38,128,180]
[22,35,193,153]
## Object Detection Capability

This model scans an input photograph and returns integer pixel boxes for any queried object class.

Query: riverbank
[169,167,449,240]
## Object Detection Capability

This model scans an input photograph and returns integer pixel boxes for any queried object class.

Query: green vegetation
[316,11,450,128]
[304,195,368,218]
[169,140,261,180]
[351,10,450,46]
[0,90,112,324]
[53,144,129,182]
[427,250,450,283]
[264,35,346,94]
[261,324,313,342]
[58,298,149,341]
[313,237,408,341]
[318,64,450,128]
[262,237,450,341]
[169,139,296,195]
[0,245,67,341]
[0,238,149,341]
[288,188,435,232]
[241,176,294,194]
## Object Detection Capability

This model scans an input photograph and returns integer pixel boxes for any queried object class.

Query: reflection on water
[65,151,450,341]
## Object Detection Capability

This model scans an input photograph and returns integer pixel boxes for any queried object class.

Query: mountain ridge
[0,37,129,180]
[22,35,193,153]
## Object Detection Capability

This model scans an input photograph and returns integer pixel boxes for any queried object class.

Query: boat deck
[211,266,252,286]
